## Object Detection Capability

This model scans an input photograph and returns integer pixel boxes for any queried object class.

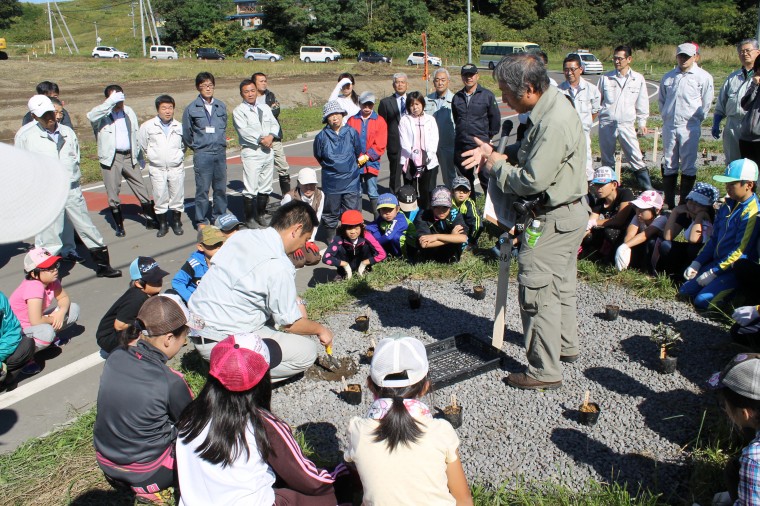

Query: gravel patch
[270,278,734,498]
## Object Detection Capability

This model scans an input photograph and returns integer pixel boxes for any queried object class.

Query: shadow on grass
[296,421,341,468]
[69,488,135,505]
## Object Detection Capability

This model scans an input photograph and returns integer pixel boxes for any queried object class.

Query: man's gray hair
[392,72,408,82]
[738,38,759,51]
[493,54,550,100]
[432,68,450,79]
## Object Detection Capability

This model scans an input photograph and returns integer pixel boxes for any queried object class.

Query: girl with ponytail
[344,336,473,505]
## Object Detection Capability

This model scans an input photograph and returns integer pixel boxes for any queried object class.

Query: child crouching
[366,192,417,260]
[323,209,386,281]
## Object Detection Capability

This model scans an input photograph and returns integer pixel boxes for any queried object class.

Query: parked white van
[299,46,341,63]
[150,45,178,60]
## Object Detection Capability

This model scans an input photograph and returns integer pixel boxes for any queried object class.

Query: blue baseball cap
[714,158,759,183]
[591,166,618,185]
[377,193,399,209]
[214,212,243,232]
[129,256,169,284]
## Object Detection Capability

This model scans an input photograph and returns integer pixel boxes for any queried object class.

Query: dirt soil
[0,61,412,144]
[306,356,359,382]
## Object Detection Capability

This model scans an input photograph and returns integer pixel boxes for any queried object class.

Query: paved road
[0,71,658,452]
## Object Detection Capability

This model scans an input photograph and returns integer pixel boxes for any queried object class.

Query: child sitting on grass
[344,336,473,506]
[414,186,469,264]
[708,353,760,505]
[614,190,667,272]
[176,333,353,506]
[322,209,386,281]
[96,256,170,354]
[171,227,226,303]
[582,167,635,262]
[450,176,482,248]
[9,248,80,375]
[397,185,420,223]
[93,294,193,504]
[366,193,417,259]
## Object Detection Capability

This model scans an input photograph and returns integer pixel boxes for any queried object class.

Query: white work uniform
[659,65,714,176]
[137,116,186,214]
[15,122,106,255]
[559,77,601,180]
[233,102,279,198]
[188,228,319,380]
[597,69,650,172]
[715,67,754,163]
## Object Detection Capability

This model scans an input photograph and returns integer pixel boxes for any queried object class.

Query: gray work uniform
[492,86,590,383]
[715,67,754,163]
[426,89,456,187]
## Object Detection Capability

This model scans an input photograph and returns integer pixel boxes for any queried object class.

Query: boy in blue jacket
[314,100,362,245]
[366,193,417,259]
[0,291,35,387]
[171,227,226,303]
[450,176,482,247]
[681,159,760,310]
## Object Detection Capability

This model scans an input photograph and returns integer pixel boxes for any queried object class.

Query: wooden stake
[370,337,376,349]
[451,393,457,408]
[660,345,666,360]
[583,390,590,408]
[651,128,659,166]
[614,152,622,182]
[341,375,348,391]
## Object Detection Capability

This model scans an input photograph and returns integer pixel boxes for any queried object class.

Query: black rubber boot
[243,196,259,229]
[89,247,122,278]
[279,175,291,196]
[256,194,272,227]
[634,169,653,191]
[171,210,184,236]
[156,213,169,237]
[680,175,697,205]
[662,175,678,210]
[110,207,125,237]
[370,198,378,220]
[141,201,158,230]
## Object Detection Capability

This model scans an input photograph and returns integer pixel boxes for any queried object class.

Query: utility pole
[757,0,760,45]
[131,2,136,38]
[466,0,472,64]
[139,0,146,56]
[94,21,100,45]
[47,0,56,54]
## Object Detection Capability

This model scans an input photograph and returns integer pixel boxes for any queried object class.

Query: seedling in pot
[473,285,486,300]
[605,304,620,321]
[579,390,600,426]
[650,323,682,374]
[442,393,463,429]
[340,375,362,405]
[355,308,370,332]
[408,283,422,309]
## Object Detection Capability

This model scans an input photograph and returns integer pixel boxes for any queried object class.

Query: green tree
[0,0,23,29]
[259,0,313,53]
[190,22,277,56]
[495,0,538,29]
[371,0,429,43]
[153,0,233,46]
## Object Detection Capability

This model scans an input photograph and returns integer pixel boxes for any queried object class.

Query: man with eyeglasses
[426,68,456,187]
[559,54,601,183]
[378,73,409,193]
[597,45,653,191]
[659,43,714,209]
[713,39,760,164]
[182,72,229,228]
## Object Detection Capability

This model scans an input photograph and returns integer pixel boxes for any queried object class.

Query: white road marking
[0,352,104,410]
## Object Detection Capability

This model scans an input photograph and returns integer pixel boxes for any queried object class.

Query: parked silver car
[244,48,283,62]
[92,46,129,58]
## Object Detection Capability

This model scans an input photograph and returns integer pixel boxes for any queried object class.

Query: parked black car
[357,51,391,64]
[196,47,225,60]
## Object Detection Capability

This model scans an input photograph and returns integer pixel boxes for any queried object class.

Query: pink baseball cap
[24,247,61,272]
[209,334,282,392]
[630,190,664,211]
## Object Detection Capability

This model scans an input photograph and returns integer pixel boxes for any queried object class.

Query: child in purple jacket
[322,209,386,281]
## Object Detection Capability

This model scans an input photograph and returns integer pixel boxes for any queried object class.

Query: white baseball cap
[297,167,318,185]
[27,95,55,117]
[370,336,429,388]
[676,43,697,57]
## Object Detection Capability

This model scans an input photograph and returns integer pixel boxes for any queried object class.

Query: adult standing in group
[713,39,760,164]
[18,96,121,277]
[426,68,457,188]
[347,92,388,219]
[182,72,229,228]
[87,84,157,237]
[739,51,760,170]
[597,45,653,190]
[329,73,361,124]
[252,72,292,195]
[233,78,280,229]
[452,64,501,193]
[559,54,601,183]
[400,92,440,210]
[659,43,714,209]
[378,73,408,194]
[462,54,589,390]
[22,81,73,129]
[188,201,332,382]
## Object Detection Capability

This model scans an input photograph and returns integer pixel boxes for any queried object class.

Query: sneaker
[63,251,85,263]
[21,361,41,376]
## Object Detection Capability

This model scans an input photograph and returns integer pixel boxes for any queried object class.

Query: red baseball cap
[209,334,282,392]
[340,209,364,226]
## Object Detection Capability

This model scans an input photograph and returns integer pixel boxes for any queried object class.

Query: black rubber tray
[425,333,504,389]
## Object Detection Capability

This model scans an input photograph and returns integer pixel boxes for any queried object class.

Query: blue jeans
[362,174,379,200]
[679,262,738,310]
[193,151,228,225]
[322,192,361,229]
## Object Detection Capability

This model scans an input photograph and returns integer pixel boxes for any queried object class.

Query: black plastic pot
[605,305,620,321]
[711,155,718,162]
[408,294,421,309]
[442,405,463,429]
[355,316,369,332]
[579,403,601,426]
[660,356,677,374]
[473,285,486,300]
[341,385,362,405]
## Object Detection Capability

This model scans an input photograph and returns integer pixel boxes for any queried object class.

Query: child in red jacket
[322,210,386,281]
[347,92,387,219]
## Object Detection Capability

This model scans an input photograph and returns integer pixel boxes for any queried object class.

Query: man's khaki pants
[517,199,589,383]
